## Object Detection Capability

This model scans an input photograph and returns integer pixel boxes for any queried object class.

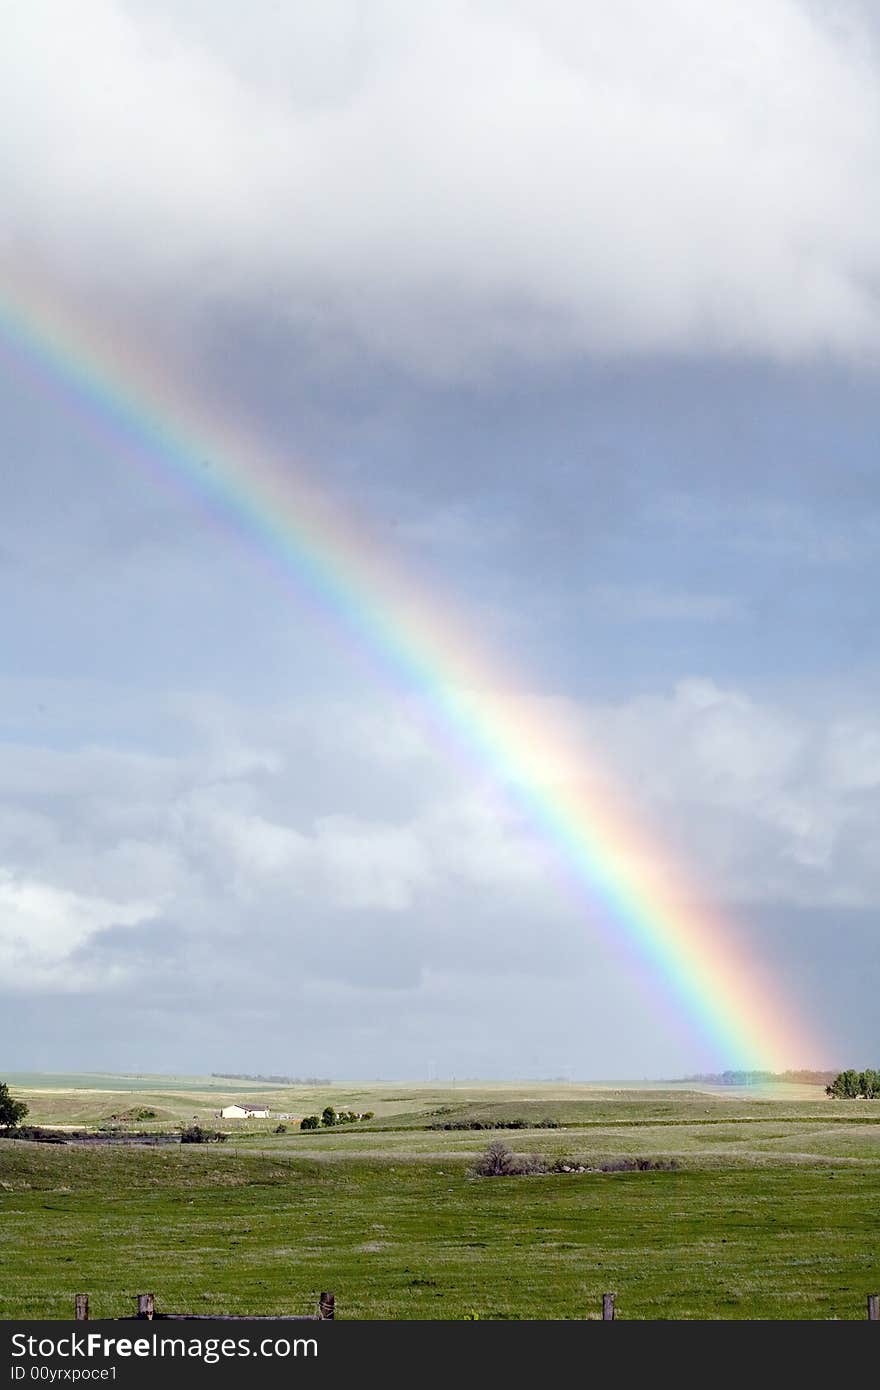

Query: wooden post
[868,1294,879,1321]
[137,1294,155,1320]
[74,1294,89,1321]
[318,1292,335,1320]
[602,1292,616,1321]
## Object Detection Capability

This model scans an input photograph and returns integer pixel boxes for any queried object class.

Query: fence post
[319,1292,335,1320]
[602,1293,616,1321]
[869,1294,879,1321]
[137,1294,155,1320]
[74,1294,89,1321]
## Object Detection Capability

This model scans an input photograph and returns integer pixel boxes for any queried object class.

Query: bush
[428,1117,560,1131]
[360,1111,374,1121]
[473,1140,519,1176]
[581,1157,679,1173]
[274,1123,287,1134]
[471,1143,679,1178]
[321,1106,337,1127]
[180,1124,228,1144]
[13,1126,66,1145]
[300,1115,319,1131]
[517,1153,549,1175]
[471,1141,548,1177]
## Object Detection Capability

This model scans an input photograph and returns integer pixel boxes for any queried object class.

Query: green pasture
[1,1077,879,1320]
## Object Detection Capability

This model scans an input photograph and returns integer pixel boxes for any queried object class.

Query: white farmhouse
[219,1102,271,1120]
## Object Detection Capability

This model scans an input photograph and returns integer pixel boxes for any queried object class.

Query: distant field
[1,1076,879,1319]
[1,1072,301,1096]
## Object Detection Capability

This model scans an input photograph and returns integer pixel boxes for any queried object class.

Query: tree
[826,1069,878,1099]
[826,1070,858,1098]
[300,1115,319,1131]
[473,1139,517,1176]
[0,1082,28,1130]
[321,1106,337,1127]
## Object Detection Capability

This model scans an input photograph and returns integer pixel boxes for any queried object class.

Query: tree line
[681,1069,839,1086]
[300,1106,374,1130]
[825,1069,880,1098]
[211,1073,332,1085]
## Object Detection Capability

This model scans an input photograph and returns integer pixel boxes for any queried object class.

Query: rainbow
[0,271,817,1069]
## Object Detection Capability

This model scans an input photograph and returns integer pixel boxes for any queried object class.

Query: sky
[1,0,879,1078]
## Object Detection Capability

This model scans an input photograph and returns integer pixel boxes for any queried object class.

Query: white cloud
[0,869,156,991]
[2,679,878,1068]
[3,673,880,1008]
[0,692,560,991]
[182,794,434,911]
[585,677,880,904]
[2,1,880,375]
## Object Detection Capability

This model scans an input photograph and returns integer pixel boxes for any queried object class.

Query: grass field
[1,1077,879,1320]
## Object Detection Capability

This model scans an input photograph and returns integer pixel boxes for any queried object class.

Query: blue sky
[1,1,879,1076]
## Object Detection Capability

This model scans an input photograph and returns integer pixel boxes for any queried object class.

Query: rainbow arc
[0,273,817,1068]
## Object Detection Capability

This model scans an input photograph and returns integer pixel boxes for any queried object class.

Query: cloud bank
[2,679,879,1016]
[2,1,880,376]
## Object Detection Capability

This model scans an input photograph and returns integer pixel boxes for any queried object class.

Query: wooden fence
[72,1291,879,1320]
[74,1292,334,1321]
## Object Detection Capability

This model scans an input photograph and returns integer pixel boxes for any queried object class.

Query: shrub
[590,1157,678,1173]
[13,1126,66,1145]
[360,1111,374,1121]
[321,1106,337,1127]
[473,1140,518,1176]
[471,1145,678,1178]
[180,1124,227,1144]
[274,1123,287,1134]
[517,1153,549,1175]
[300,1115,319,1131]
[428,1117,560,1132]
[471,1141,549,1177]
